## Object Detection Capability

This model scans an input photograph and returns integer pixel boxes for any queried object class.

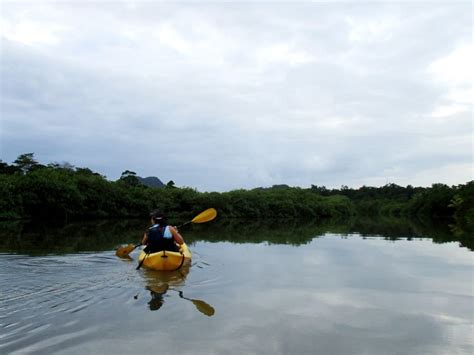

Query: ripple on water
[0,251,142,354]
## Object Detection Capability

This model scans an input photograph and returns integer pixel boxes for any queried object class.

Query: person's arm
[169,226,184,245]
[141,232,148,245]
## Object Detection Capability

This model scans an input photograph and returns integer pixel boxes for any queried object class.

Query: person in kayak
[141,210,185,253]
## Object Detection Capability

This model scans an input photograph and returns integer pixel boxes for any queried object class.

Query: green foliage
[119,170,141,187]
[13,153,42,174]
[0,153,472,242]
[450,181,474,232]
[0,160,20,175]
[406,183,456,218]
[0,174,23,219]
[17,168,83,221]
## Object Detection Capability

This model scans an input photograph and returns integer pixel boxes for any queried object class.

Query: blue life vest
[145,225,178,253]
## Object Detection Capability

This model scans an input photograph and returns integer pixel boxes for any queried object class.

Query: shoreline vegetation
[1,154,473,239]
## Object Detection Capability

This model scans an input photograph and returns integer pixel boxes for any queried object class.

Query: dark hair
[149,209,168,226]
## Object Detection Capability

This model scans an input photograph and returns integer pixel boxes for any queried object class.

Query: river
[0,219,472,354]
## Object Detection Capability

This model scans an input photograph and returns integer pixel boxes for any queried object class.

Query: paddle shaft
[136,252,149,270]
[176,221,192,229]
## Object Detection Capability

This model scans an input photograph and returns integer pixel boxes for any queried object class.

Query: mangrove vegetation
[0,154,473,238]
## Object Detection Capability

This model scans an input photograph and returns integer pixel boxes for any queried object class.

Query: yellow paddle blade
[191,208,217,224]
[115,244,136,258]
[191,299,215,316]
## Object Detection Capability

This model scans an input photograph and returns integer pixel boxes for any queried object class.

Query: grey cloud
[1,2,472,191]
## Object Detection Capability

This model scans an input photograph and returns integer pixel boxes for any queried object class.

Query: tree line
[0,153,473,235]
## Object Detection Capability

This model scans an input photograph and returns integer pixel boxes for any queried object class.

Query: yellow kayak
[138,243,192,271]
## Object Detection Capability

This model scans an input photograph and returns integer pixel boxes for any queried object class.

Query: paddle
[116,243,141,258]
[137,286,215,315]
[178,290,215,316]
[115,208,217,258]
[136,251,150,270]
[176,208,217,228]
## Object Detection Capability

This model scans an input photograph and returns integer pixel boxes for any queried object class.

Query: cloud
[1,19,65,46]
[1,2,472,191]
[429,44,473,87]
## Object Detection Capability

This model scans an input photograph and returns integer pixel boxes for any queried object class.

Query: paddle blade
[191,208,217,224]
[116,244,136,258]
[191,299,215,317]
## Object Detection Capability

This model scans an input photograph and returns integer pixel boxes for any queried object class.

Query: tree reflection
[0,216,471,254]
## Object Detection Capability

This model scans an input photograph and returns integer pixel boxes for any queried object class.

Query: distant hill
[137,176,165,188]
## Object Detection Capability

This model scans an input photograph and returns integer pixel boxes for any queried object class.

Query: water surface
[0,219,472,354]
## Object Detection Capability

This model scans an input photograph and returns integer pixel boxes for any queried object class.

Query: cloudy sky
[1,1,472,191]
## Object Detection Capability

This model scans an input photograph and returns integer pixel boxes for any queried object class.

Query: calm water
[0,219,473,354]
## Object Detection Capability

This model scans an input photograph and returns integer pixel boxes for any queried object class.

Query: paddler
[141,210,185,253]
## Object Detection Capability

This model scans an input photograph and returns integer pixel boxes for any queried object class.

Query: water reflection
[0,216,472,254]
[177,291,215,316]
[0,219,146,255]
[146,283,168,311]
[0,227,471,354]
[140,265,215,316]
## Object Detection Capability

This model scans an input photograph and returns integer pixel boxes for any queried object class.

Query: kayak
[138,243,192,271]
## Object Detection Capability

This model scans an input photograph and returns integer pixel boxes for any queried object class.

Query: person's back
[142,210,185,253]
[145,224,179,253]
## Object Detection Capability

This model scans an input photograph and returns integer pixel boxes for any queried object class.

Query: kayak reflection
[142,265,215,316]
